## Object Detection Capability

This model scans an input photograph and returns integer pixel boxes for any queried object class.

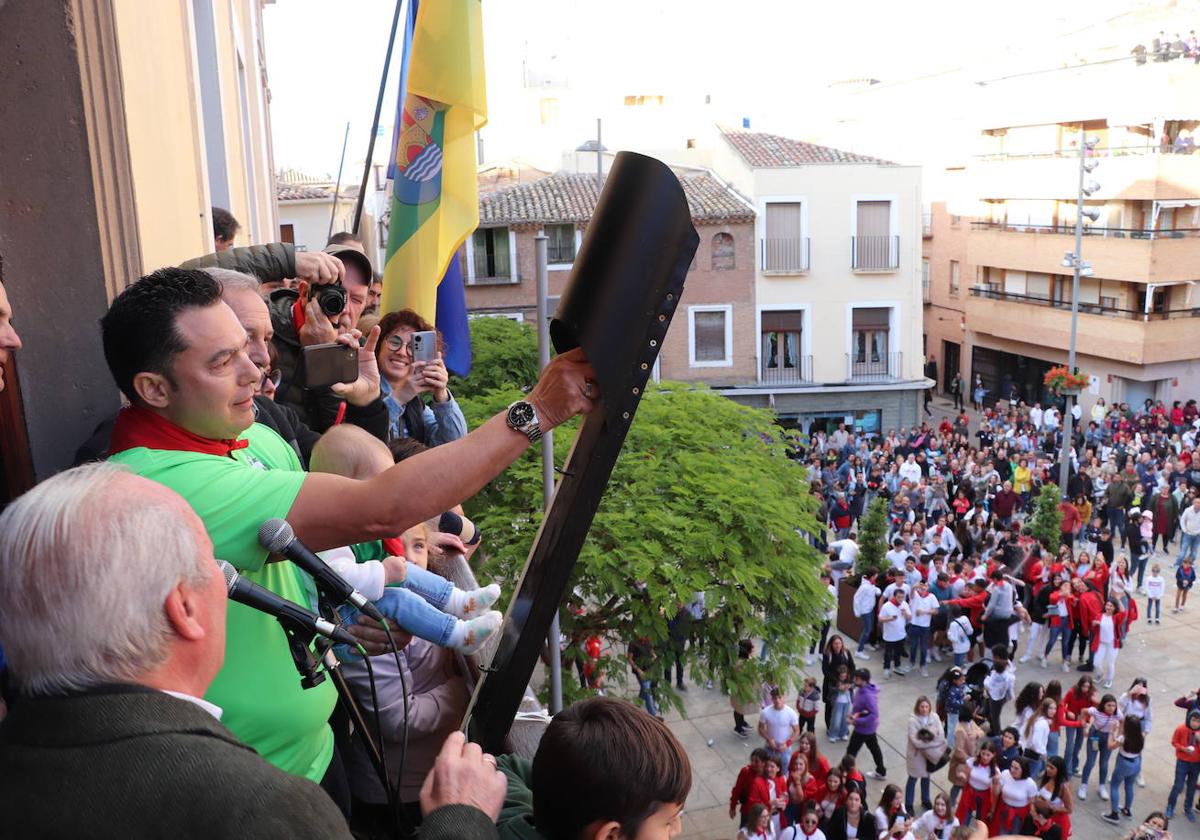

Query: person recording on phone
[0,463,353,839]
[183,240,381,434]
[376,309,467,446]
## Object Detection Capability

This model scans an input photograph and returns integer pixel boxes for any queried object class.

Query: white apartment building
[710,129,929,434]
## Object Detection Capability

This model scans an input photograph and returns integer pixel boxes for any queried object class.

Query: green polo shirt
[109,422,336,782]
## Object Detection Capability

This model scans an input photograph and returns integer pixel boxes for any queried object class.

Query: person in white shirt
[983,659,1016,735]
[1021,698,1055,780]
[854,574,882,659]
[1179,497,1200,565]
[946,607,973,668]
[912,793,958,840]
[829,536,860,583]
[758,688,801,770]
[886,539,910,571]
[899,455,922,486]
[908,581,940,676]
[1144,564,1165,624]
[1030,403,1044,431]
[879,589,912,678]
[992,757,1038,834]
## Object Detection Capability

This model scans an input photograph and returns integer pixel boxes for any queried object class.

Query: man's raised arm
[288,348,596,550]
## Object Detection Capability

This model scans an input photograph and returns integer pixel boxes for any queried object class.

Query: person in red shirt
[748,755,788,833]
[1072,579,1104,673]
[1166,709,1200,819]
[1060,676,1097,778]
[730,748,768,825]
[1059,498,1081,549]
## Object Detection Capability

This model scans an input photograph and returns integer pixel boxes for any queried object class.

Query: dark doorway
[942,340,961,393]
[971,345,1055,406]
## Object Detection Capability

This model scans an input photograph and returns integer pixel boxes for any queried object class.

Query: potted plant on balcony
[1043,366,1089,396]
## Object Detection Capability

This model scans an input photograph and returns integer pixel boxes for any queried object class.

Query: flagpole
[326,121,350,242]
[351,0,405,237]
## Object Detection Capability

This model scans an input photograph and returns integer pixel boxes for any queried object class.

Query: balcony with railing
[760,355,813,386]
[851,235,900,271]
[922,212,932,237]
[971,144,1200,201]
[760,237,810,273]
[470,251,515,284]
[967,223,1198,284]
[967,286,1200,364]
[846,351,903,382]
[922,277,931,303]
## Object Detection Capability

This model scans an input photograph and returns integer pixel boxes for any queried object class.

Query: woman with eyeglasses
[374,309,467,446]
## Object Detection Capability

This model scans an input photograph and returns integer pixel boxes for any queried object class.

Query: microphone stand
[313,590,395,823]
[277,616,327,690]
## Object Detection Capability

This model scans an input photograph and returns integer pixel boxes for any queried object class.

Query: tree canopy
[456,318,826,711]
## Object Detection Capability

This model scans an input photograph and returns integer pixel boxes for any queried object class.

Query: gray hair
[0,462,210,695]
[204,267,261,295]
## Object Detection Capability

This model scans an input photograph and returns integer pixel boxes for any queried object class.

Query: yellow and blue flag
[382,0,486,375]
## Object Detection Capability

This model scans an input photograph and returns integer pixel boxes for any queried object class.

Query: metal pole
[351,0,405,236]
[596,118,602,192]
[1058,136,1086,494]
[327,122,351,242]
[536,230,563,714]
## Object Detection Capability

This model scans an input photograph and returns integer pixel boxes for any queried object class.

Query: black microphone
[257,518,386,623]
[218,560,357,646]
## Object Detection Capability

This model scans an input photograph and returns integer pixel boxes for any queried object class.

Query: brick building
[463,169,759,386]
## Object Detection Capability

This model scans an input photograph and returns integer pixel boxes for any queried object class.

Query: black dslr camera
[312,281,347,318]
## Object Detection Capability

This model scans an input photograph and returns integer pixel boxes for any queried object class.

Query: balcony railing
[922,212,932,237]
[976,144,1197,162]
[847,351,902,381]
[922,277,931,303]
[471,251,515,284]
[970,221,1200,240]
[760,237,810,272]
[761,355,813,385]
[969,286,1200,320]
[851,235,899,270]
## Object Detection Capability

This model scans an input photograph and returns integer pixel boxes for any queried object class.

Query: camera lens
[314,283,347,318]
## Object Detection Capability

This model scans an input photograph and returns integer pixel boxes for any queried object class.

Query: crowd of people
[726,390,1200,839]
[0,211,707,840]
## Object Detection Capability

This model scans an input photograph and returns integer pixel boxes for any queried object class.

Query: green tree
[855,496,890,579]
[448,316,540,401]
[1028,484,1064,548]
[457,370,826,712]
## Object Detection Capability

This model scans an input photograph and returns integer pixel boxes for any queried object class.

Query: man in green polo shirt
[99,267,597,790]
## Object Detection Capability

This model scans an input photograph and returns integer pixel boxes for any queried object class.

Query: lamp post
[1057,134,1100,494]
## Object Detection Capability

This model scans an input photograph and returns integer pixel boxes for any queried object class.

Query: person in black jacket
[824,784,878,840]
[822,635,855,728]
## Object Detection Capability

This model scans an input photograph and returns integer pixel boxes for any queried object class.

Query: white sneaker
[1138,775,1146,788]
[885,669,893,679]
[1040,657,1048,669]
[1062,661,1071,672]
[1099,786,1109,801]
[855,651,871,660]
[920,667,929,677]
[1019,654,1031,663]
[1104,680,1113,689]
[1078,784,1088,801]
[930,648,943,662]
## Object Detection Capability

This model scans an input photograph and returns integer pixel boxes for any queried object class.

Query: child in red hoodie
[730,748,769,826]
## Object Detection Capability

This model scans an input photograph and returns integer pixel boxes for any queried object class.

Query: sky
[262,0,1195,177]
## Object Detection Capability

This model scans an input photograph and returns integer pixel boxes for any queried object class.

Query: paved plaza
[667,553,1200,840]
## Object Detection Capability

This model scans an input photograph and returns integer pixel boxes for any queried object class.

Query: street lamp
[1057,134,1100,495]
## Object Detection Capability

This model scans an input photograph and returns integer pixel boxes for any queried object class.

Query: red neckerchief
[382,537,406,559]
[107,404,249,458]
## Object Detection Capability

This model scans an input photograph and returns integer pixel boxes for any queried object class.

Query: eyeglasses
[259,368,282,389]
[385,334,413,354]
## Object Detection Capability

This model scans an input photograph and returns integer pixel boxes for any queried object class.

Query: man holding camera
[184,241,381,433]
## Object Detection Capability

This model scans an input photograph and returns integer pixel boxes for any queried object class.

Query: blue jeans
[909,625,931,666]
[857,610,876,653]
[1044,624,1069,660]
[830,699,850,740]
[1109,507,1127,545]
[1180,532,1200,565]
[1047,730,1060,758]
[1109,753,1141,812]
[905,775,931,813]
[1168,758,1200,815]
[953,652,967,667]
[335,562,457,654]
[1081,729,1112,786]
[1132,551,1149,588]
[1064,726,1083,777]
[1148,598,1162,621]
[638,678,659,717]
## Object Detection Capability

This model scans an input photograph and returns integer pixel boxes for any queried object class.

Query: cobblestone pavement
[662,556,1200,839]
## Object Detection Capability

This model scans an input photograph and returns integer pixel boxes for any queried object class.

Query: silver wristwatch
[506,400,542,443]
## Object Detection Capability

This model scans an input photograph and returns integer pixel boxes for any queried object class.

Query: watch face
[509,401,535,427]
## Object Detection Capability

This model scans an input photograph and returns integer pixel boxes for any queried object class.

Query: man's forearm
[291,412,529,551]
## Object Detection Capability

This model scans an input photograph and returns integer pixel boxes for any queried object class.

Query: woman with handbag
[905,696,947,815]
